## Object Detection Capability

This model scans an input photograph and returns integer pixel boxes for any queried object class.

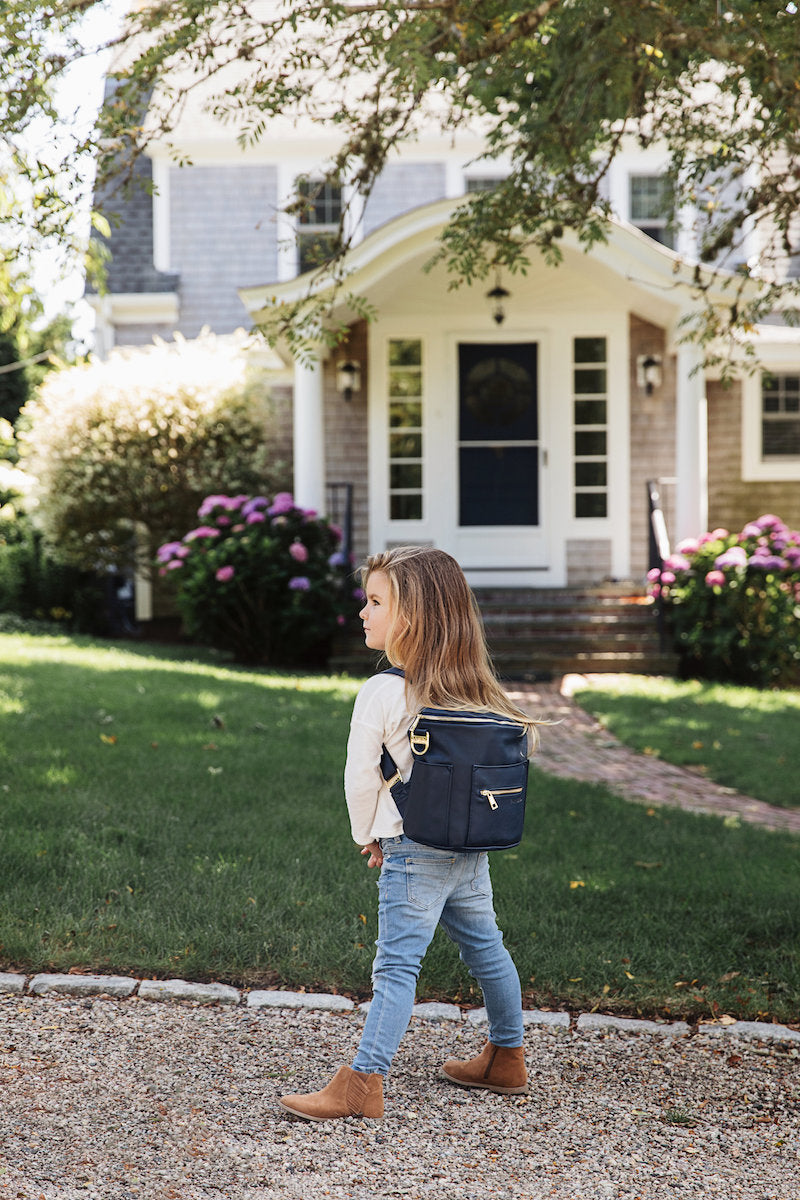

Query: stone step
[481,611,658,632]
[328,585,677,680]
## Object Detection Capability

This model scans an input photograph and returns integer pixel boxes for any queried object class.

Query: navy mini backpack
[379,668,529,852]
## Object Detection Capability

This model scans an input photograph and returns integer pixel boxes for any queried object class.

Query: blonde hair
[361,546,539,750]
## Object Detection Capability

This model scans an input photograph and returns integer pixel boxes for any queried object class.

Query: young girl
[279,546,538,1122]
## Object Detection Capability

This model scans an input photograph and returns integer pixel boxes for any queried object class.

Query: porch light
[336,358,361,401]
[637,353,663,396]
[486,274,510,325]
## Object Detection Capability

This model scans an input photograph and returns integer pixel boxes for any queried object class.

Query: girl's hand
[361,841,383,869]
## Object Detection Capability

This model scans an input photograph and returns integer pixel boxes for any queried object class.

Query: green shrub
[0,518,107,632]
[649,514,800,687]
[18,332,289,575]
[157,491,353,666]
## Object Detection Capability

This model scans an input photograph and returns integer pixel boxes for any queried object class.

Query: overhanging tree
[4,0,800,363]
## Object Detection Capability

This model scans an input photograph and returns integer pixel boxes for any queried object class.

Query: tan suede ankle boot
[279,1065,384,1121]
[441,1041,529,1094]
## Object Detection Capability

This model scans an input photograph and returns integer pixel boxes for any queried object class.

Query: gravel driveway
[1,992,798,1200]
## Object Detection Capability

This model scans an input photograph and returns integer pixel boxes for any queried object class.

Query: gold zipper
[410,713,524,731]
[480,787,524,811]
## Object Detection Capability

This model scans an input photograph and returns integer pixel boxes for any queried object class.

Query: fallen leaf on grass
[569,880,585,889]
[634,860,662,869]
[718,970,741,983]
[100,734,117,745]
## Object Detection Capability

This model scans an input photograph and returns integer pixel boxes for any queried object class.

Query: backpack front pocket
[469,763,528,849]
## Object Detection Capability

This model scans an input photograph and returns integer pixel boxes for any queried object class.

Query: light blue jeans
[351,834,524,1077]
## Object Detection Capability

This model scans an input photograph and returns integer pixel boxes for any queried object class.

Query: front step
[328,585,678,679]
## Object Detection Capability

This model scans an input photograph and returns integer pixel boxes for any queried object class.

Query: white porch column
[293,355,326,514]
[674,338,708,542]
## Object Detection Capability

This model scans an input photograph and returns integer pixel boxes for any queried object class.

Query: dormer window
[296,177,343,273]
[629,174,674,249]
[465,177,501,194]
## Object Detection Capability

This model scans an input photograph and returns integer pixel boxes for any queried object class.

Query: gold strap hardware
[410,730,430,755]
[385,770,403,789]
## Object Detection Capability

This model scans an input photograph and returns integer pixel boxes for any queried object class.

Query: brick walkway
[507,674,800,836]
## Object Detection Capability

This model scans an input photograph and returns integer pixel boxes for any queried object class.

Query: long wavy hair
[360,546,539,750]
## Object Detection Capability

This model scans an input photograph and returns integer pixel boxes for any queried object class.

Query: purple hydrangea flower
[242,497,269,517]
[269,492,295,516]
[329,551,347,568]
[664,553,691,572]
[714,546,747,570]
[215,565,235,582]
[156,540,184,563]
[755,513,786,533]
[184,526,221,541]
[660,570,676,585]
[246,511,266,525]
[198,494,230,518]
[740,522,762,540]
[675,537,701,555]
[705,570,726,588]
[289,576,311,591]
[289,541,309,563]
[749,554,788,571]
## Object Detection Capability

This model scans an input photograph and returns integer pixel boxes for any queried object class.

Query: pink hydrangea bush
[647,514,800,686]
[157,493,351,666]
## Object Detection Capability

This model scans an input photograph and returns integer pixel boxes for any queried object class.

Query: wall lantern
[486,274,511,325]
[636,353,663,396]
[336,358,361,401]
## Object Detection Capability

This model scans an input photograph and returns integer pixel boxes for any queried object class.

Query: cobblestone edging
[3,971,799,1047]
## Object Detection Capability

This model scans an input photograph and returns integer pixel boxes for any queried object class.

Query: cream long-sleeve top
[344,670,414,845]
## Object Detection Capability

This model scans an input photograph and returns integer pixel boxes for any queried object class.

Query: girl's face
[359,570,395,651]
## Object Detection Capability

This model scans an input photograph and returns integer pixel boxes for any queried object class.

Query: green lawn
[1,632,798,1023]
[570,674,800,810]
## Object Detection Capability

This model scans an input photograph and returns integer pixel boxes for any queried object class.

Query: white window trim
[742,366,800,482]
[278,170,362,278]
[151,156,172,273]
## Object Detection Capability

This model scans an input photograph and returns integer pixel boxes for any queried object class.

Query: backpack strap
[379,667,408,806]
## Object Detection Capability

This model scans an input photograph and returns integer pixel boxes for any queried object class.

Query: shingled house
[87,68,800,671]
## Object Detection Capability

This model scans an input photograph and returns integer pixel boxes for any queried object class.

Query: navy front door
[458,342,539,527]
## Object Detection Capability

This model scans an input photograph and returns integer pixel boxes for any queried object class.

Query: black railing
[647,478,672,573]
[326,481,354,563]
